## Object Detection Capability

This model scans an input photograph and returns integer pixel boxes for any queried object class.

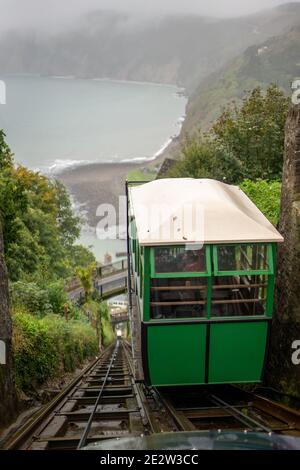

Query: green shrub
[99,302,115,347]
[240,179,281,226]
[68,302,89,322]
[46,281,68,315]
[83,300,115,347]
[12,310,98,392]
[11,281,52,316]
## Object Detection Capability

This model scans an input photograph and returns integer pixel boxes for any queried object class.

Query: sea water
[0,75,186,172]
[0,75,187,262]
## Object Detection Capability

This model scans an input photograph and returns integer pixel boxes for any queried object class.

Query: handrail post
[126,181,133,310]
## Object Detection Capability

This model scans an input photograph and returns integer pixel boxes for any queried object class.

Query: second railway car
[127,178,283,387]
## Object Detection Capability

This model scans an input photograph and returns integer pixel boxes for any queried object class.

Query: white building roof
[128,178,283,246]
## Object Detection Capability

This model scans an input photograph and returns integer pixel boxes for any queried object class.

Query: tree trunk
[267,104,300,394]
[0,222,17,426]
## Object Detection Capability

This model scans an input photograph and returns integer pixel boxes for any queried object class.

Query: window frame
[150,276,209,321]
[150,245,211,279]
[210,279,268,319]
[212,243,274,277]
[145,243,276,322]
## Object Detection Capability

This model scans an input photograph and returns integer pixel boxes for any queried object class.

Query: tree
[0,131,90,282]
[240,179,281,226]
[0,130,13,171]
[67,244,96,270]
[168,85,288,185]
[76,263,96,302]
[53,180,81,248]
[212,85,289,180]
[46,281,69,315]
[169,134,244,184]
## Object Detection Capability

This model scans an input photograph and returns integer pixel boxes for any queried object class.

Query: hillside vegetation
[182,23,300,134]
[168,85,287,226]
[0,131,115,398]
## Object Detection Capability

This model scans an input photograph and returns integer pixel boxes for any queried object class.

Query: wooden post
[65,303,69,322]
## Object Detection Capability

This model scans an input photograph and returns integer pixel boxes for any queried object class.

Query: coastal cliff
[1,5,300,91]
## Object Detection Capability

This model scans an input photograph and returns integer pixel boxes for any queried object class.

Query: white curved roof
[129,178,283,246]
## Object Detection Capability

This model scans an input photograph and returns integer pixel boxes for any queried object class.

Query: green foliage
[76,263,96,302]
[0,130,95,282]
[212,85,289,181]
[11,280,70,316]
[0,130,13,171]
[53,180,81,248]
[169,85,288,186]
[83,300,115,348]
[169,134,244,184]
[46,281,69,315]
[12,310,98,391]
[67,302,89,322]
[98,302,115,347]
[240,179,281,226]
[0,131,101,396]
[127,168,156,182]
[11,282,52,316]
[67,244,96,270]
[0,167,28,269]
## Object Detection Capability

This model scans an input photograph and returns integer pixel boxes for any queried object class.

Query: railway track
[3,340,300,450]
[155,384,300,436]
[3,340,154,450]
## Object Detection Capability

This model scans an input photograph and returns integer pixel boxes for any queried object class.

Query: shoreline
[4,74,188,232]
[1,72,187,94]
[4,74,187,178]
[57,162,143,229]
[44,107,186,176]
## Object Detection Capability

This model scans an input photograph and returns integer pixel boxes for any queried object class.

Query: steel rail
[209,394,272,433]
[2,345,115,450]
[153,389,196,432]
[121,340,159,432]
[77,341,120,449]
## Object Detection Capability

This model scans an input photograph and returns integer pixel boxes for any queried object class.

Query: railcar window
[211,275,267,317]
[216,244,269,273]
[154,247,206,273]
[150,277,207,319]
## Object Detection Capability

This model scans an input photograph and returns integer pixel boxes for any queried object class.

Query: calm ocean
[0,75,186,173]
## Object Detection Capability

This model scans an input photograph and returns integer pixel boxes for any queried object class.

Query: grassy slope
[127,168,156,182]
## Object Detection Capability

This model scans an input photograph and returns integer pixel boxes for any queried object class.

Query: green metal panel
[208,322,268,383]
[147,324,207,386]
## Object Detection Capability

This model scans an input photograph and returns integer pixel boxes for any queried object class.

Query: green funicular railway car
[126,178,283,387]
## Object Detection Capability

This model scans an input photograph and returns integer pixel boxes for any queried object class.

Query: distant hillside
[1,4,300,90]
[146,16,300,170]
[181,23,300,136]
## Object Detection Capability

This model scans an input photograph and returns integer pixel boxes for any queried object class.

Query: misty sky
[0,0,299,32]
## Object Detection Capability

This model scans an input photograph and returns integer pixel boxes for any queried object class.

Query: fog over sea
[0,75,186,173]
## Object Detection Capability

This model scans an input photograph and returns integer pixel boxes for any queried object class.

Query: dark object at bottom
[83,431,300,450]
